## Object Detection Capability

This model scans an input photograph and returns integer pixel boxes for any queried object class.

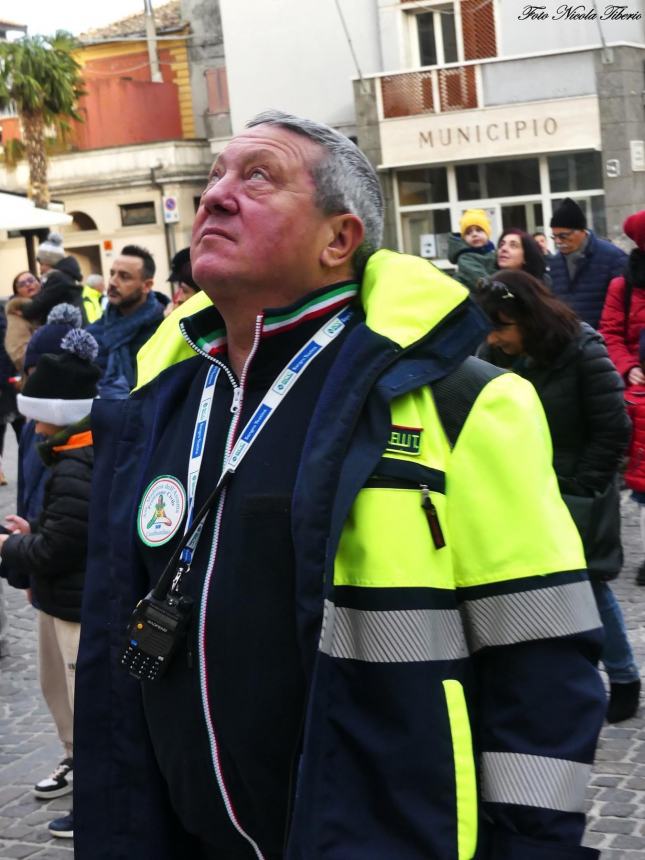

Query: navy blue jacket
[74,262,604,860]
[550,232,627,328]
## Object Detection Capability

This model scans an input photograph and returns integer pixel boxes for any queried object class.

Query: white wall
[498,2,644,56]
[375,1,644,73]
[219,0,383,133]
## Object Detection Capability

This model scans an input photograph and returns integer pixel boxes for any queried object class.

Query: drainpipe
[150,163,175,286]
[144,0,163,83]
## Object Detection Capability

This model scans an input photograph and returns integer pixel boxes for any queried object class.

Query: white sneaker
[33,757,73,799]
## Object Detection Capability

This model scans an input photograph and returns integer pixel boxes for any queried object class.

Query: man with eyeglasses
[549,197,627,329]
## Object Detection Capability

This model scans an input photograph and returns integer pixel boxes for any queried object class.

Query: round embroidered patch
[137,475,187,547]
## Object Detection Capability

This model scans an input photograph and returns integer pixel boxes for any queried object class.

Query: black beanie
[18,329,101,426]
[168,247,199,291]
[550,198,587,230]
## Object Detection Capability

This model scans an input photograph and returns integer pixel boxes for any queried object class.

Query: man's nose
[200,174,239,214]
[486,331,500,346]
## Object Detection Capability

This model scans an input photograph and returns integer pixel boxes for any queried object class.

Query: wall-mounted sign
[379,96,601,167]
[606,159,621,178]
[163,195,180,224]
[419,233,436,258]
[631,141,645,172]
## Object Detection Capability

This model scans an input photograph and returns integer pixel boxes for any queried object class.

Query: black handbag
[562,476,623,579]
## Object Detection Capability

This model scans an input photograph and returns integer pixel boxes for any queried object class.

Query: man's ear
[143,278,154,294]
[320,213,365,271]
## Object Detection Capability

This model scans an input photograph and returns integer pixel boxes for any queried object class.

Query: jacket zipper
[197,313,267,860]
[421,484,446,549]
[365,475,446,549]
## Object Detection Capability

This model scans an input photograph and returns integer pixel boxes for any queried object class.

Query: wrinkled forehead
[213,123,324,173]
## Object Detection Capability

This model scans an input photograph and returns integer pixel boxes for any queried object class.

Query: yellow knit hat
[459,209,491,238]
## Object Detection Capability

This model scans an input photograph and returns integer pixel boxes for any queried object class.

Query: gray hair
[86,273,104,289]
[246,110,383,276]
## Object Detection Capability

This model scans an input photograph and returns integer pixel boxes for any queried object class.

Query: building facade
[354,0,645,265]
[0,1,214,293]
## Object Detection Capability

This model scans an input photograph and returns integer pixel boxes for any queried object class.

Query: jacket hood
[448,233,468,264]
[135,250,470,389]
[53,256,83,282]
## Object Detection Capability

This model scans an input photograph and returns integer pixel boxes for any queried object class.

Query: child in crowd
[0,328,100,841]
[448,208,496,291]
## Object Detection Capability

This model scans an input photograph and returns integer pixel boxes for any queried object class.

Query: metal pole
[144,0,163,83]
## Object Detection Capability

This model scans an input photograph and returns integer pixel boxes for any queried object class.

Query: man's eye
[249,168,267,180]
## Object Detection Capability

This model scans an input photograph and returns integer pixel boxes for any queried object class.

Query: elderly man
[87,244,164,398]
[549,198,627,328]
[75,112,605,860]
[82,273,106,322]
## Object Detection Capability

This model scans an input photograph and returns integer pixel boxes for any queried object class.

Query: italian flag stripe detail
[262,285,357,335]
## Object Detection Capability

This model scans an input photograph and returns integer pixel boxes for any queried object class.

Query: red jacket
[600,276,645,491]
[599,275,645,378]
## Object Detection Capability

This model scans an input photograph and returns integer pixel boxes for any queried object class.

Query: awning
[0,193,72,231]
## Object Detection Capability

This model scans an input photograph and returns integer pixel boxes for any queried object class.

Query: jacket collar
[38,414,93,466]
[135,250,473,391]
[179,281,358,360]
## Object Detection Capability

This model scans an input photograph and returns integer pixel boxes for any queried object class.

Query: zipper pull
[421,484,446,549]
[230,385,242,414]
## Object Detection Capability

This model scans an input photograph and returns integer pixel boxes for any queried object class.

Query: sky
[1,0,158,38]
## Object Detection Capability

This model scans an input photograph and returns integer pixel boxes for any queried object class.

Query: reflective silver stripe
[463,580,601,652]
[319,599,469,663]
[481,752,591,813]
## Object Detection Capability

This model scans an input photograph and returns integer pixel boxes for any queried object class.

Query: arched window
[67,211,98,232]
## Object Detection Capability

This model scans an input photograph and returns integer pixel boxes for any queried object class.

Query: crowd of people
[0,234,196,838]
[0,112,642,859]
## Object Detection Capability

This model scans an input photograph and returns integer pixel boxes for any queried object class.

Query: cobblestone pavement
[0,431,644,858]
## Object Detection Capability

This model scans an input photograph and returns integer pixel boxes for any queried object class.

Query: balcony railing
[380,65,478,119]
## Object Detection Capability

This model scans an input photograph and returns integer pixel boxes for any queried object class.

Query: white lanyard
[180,305,353,566]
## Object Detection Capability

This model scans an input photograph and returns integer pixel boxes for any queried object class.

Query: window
[205,67,230,114]
[548,152,602,193]
[456,159,540,200]
[398,167,448,205]
[486,159,540,198]
[120,202,156,227]
[401,209,451,259]
[414,5,458,67]
[409,0,496,68]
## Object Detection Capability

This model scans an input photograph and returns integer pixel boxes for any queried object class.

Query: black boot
[607,679,641,723]
[636,562,645,585]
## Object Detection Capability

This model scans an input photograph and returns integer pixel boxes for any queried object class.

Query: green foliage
[0,30,85,122]
[2,137,25,166]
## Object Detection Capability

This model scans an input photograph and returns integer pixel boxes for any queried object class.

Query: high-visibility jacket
[75,250,605,860]
[82,285,103,324]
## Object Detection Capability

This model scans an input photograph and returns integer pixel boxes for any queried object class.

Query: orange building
[73,0,195,150]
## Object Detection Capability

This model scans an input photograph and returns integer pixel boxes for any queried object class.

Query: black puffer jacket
[480,322,631,495]
[1,417,93,621]
[22,256,86,326]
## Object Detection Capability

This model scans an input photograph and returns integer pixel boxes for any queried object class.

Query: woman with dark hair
[12,271,40,299]
[6,271,41,374]
[497,228,549,284]
[476,268,640,723]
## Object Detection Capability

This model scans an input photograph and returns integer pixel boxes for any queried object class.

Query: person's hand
[5,515,30,534]
[627,366,645,386]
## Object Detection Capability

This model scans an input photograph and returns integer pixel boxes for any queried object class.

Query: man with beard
[87,245,164,398]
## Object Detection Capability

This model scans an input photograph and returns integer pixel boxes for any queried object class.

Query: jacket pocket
[443,679,478,860]
[334,460,450,589]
